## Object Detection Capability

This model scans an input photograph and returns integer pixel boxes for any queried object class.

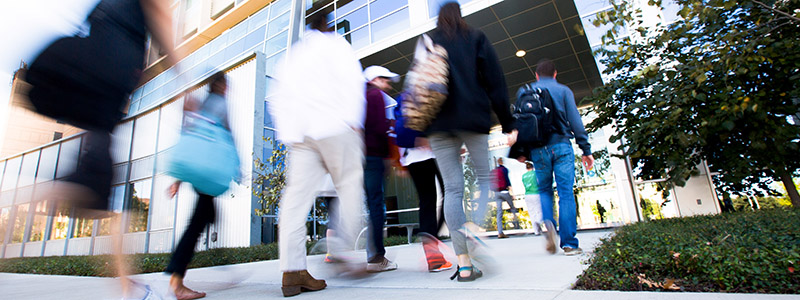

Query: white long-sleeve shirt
[269,30,366,144]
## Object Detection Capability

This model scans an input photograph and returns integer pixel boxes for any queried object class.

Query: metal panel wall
[4,244,21,258]
[65,238,92,256]
[148,229,173,254]
[157,99,184,153]
[23,241,43,257]
[92,236,114,255]
[150,175,176,231]
[43,239,66,256]
[122,232,147,254]
[130,156,156,181]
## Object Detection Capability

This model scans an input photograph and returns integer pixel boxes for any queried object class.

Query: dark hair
[209,71,227,94]
[437,2,469,39]
[308,11,331,32]
[535,59,557,77]
[525,162,533,169]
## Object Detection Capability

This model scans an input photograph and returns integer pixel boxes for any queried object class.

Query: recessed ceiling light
[516,49,526,57]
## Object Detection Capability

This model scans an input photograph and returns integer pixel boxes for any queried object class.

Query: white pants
[279,130,364,272]
[524,194,543,226]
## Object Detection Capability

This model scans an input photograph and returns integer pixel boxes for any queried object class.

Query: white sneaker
[366,257,397,272]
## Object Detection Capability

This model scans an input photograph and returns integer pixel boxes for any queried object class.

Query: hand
[414,137,430,150]
[167,181,181,198]
[582,155,595,170]
[507,130,518,146]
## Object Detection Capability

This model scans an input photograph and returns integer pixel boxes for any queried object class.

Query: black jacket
[427,28,514,134]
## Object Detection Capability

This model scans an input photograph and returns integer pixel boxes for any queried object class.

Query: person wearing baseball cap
[362,65,400,272]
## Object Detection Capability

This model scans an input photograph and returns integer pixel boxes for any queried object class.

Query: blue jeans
[364,156,386,261]
[530,143,579,249]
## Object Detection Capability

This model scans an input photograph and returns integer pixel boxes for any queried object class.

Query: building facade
[0,0,718,258]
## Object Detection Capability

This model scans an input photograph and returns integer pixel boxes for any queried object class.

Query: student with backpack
[492,157,520,239]
[518,59,594,256]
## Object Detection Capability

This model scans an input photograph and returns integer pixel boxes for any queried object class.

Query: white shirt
[399,147,435,167]
[269,30,366,144]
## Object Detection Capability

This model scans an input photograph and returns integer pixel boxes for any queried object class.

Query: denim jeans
[530,143,579,249]
[364,156,386,262]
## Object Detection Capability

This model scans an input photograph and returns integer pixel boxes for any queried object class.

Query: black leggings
[407,158,445,236]
[166,191,216,277]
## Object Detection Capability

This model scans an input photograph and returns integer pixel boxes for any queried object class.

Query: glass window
[268,11,291,38]
[270,0,292,19]
[11,204,29,243]
[336,0,367,17]
[265,50,285,77]
[427,0,471,18]
[72,217,93,238]
[370,0,405,19]
[2,157,21,191]
[131,111,160,160]
[17,152,41,187]
[370,7,409,43]
[127,179,152,233]
[49,203,69,240]
[112,121,134,164]
[265,30,289,56]
[56,138,82,179]
[149,175,176,231]
[158,100,184,152]
[28,201,48,242]
[98,184,124,236]
[36,146,59,183]
[336,5,368,33]
[0,207,9,243]
[343,25,369,50]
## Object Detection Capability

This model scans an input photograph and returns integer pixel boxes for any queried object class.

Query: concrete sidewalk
[2,229,797,299]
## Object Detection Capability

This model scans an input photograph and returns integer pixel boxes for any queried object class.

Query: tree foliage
[585,0,800,206]
[253,137,286,216]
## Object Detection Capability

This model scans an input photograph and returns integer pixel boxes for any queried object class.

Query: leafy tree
[585,0,800,206]
[253,137,287,216]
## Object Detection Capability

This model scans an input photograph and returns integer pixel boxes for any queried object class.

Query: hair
[209,71,227,94]
[437,2,469,39]
[525,162,533,169]
[535,59,557,77]
[308,11,331,32]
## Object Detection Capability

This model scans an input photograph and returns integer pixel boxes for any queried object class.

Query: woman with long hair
[425,2,517,282]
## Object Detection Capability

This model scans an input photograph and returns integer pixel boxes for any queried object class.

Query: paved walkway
[2,229,798,299]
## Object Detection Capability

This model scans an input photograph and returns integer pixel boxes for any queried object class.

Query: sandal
[449,265,483,282]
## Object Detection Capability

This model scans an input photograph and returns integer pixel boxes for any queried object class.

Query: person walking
[525,58,594,256]
[493,157,520,239]
[521,162,543,235]
[269,13,366,297]
[164,72,231,300]
[362,65,399,272]
[393,92,452,272]
[425,2,517,282]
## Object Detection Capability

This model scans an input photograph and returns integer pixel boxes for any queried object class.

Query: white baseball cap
[363,65,400,82]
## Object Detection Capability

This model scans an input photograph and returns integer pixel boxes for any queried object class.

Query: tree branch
[751,0,800,24]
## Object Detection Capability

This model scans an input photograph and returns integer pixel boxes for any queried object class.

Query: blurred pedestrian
[165,72,231,300]
[521,162,542,235]
[24,0,176,297]
[269,12,366,297]
[425,2,517,282]
[362,65,399,272]
[493,157,520,239]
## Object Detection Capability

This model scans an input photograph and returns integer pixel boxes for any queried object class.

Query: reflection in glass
[18,151,41,187]
[268,11,290,38]
[369,0,405,20]
[56,138,81,179]
[73,218,93,238]
[637,183,679,220]
[50,204,70,240]
[29,201,48,242]
[12,204,29,243]
[0,207,9,243]
[36,146,60,183]
[265,30,289,56]
[337,5,368,33]
[99,185,126,236]
[2,157,21,191]
[427,0,471,18]
[270,0,291,19]
[127,180,152,233]
[343,26,369,50]
[336,0,367,17]
[371,8,410,45]
[131,111,159,160]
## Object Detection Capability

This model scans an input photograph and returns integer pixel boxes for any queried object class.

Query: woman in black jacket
[426,2,517,282]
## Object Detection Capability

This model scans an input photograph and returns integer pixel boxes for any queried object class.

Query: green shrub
[575,208,800,294]
[0,236,414,277]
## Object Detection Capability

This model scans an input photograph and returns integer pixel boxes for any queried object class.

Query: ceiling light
[515,49,526,57]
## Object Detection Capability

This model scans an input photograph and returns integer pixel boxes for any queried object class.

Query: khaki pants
[279,130,364,271]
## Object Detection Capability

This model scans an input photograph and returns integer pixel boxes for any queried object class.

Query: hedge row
[0,235,412,277]
[574,208,800,294]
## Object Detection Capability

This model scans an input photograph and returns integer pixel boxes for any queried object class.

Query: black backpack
[513,84,556,148]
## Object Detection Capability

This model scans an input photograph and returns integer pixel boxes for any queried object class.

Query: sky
[0,0,99,151]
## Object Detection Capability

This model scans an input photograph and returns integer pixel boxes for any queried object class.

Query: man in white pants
[269,13,366,297]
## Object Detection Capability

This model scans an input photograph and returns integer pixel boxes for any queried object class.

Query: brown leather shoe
[281,270,326,297]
